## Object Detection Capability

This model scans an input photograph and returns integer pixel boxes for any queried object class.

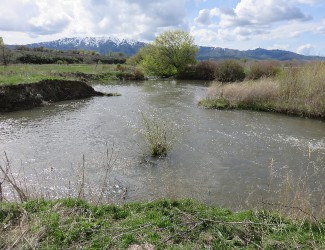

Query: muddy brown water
[0,80,324,209]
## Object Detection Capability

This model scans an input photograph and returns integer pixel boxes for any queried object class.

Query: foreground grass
[199,62,325,119]
[1,198,324,249]
[0,64,144,85]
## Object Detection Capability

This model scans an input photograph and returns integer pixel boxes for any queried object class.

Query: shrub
[215,60,245,83]
[140,114,178,157]
[247,61,281,80]
[178,60,217,80]
[277,61,325,117]
[132,68,145,80]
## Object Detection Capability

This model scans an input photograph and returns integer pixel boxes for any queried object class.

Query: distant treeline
[2,46,126,65]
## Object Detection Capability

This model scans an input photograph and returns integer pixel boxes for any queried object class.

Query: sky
[1,0,325,55]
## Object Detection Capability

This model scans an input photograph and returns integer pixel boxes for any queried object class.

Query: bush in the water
[140,114,177,157]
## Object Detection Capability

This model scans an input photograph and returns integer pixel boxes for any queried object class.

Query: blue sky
[1,0,325,55]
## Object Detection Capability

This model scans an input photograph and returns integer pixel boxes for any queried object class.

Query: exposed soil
[0,79,108,112]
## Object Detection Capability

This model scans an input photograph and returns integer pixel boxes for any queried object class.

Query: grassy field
[199,62,325,119]
[1,198,324,249]
[0,64,144,85]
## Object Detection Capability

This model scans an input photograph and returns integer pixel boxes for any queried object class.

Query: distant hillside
[198,47,325,61]
[8,37,325,61]
[16,37,146,56]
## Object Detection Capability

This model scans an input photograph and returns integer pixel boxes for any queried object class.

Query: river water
[0,80,324,208]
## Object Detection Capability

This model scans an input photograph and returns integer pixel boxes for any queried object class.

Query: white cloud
[313,19,325,35]
[219,0,310,28]
[195,8,220,25]
[195,0,316,41]
[83,0,188,40]
[268,44,290,50]
[295,0,322,4]
[190,27,219,44]
[297,44,316,55]
[0,0,188,41]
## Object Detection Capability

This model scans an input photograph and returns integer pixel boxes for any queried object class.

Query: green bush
[215,60,245,83]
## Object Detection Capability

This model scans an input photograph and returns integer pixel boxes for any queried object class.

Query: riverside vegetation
[199,61,325,119]
[1,147,325,249]
[0,64,144,86]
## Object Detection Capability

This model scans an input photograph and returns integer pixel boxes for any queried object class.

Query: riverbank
[0,79,119,112]
[199,62,325,120]
[1,198,324,249]
[0,64,144,85]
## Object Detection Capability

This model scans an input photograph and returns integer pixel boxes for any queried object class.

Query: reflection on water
[0,80,324,208]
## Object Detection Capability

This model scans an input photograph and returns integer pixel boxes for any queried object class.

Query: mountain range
[10,37,325,61]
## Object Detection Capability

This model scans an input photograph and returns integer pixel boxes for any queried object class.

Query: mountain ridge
[9,37,325,61]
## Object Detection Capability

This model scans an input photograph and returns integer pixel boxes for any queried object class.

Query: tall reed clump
[259,146,325,222]
[140,113,178,157]
[277,61,325,118]
[247,60,281,80]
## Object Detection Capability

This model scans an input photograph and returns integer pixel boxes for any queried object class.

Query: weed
[139,113,179,157]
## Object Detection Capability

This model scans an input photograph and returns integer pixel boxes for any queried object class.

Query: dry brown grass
[0,148,126,205]
[206,78,278,106]
[202,61,325,118]
[263,147,325,221]
[277,61,325,117]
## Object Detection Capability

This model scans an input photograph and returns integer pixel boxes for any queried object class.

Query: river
[0,80,324,209]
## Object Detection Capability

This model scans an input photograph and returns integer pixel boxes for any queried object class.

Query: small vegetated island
[198,60,325,119]
[1,32,325,249]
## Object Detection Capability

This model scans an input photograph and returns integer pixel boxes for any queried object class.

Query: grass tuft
[140,113,179,157]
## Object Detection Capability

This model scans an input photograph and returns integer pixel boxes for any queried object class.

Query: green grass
[1,198,324,249]
[199,98,277,113]
[198,98,230,109]
[0,64,144,85]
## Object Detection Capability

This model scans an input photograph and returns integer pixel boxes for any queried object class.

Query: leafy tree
[140,30,198,77]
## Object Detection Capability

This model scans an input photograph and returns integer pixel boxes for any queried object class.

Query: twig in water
[0,152,28,202]
[77,154,86,200]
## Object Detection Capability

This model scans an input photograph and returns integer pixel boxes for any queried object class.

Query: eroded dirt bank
[0,79,108,112]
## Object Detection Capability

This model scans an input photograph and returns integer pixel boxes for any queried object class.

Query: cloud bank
[0,0,324,55]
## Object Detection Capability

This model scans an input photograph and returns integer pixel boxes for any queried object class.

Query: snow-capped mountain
[24,37,146,56]
[10,36,325,61]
